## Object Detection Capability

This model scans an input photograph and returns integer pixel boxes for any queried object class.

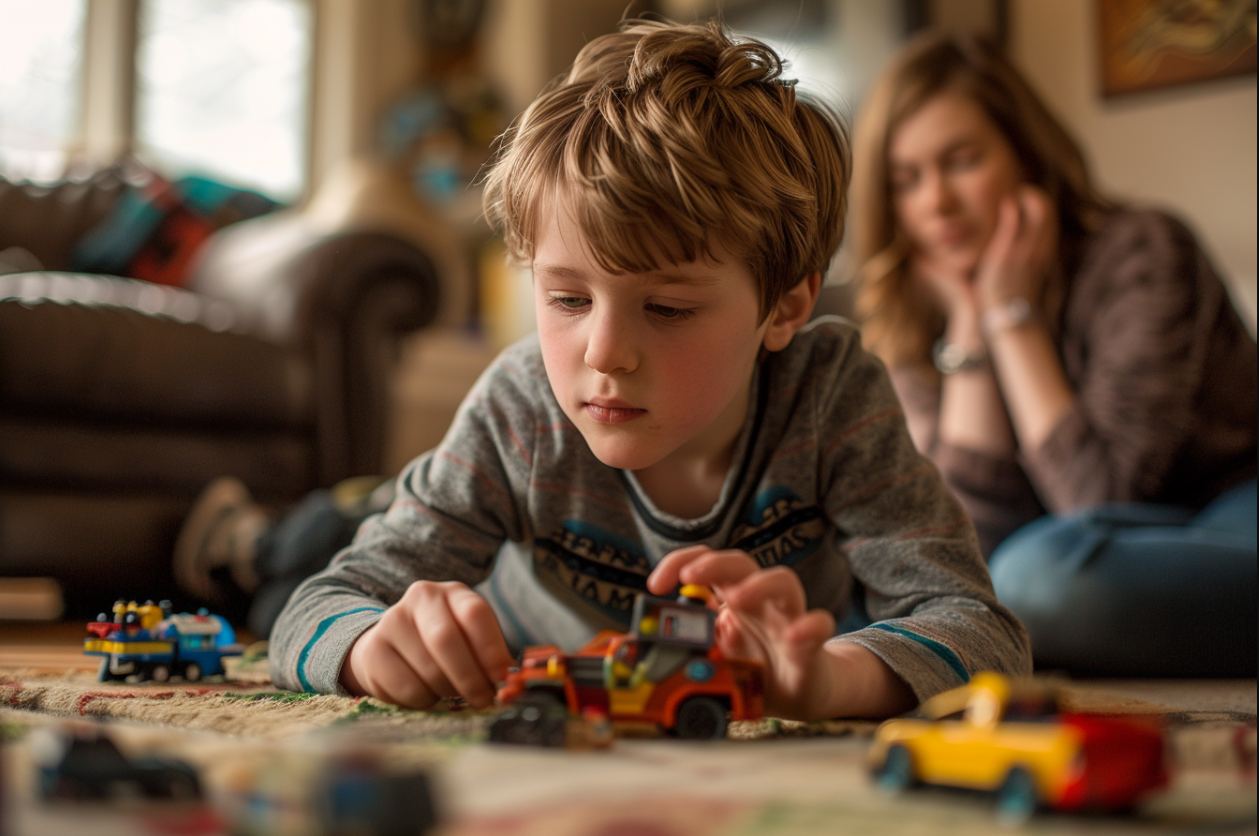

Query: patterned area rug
[2,648,1255,836]
[5,666,1244,739]
[1,643,1254,742]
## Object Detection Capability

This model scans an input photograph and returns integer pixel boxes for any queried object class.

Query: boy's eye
[549,295,590,311]
[646,303,696,320]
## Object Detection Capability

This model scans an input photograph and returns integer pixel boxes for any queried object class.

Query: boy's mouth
[584,400,646,424]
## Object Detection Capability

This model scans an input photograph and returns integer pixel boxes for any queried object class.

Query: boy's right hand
[339,581,514,710]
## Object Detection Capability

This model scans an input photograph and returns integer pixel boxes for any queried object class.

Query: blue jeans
[988,478,1257,677]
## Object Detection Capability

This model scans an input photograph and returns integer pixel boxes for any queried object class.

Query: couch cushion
[0,273,314,429]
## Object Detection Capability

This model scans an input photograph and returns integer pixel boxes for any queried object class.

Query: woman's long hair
[851,33,1113,367]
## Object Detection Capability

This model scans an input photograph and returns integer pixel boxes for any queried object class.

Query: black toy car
[31,726,201,801]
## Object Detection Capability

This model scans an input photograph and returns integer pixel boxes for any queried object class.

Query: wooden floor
[0,622,98,673]
[0,620,263,675]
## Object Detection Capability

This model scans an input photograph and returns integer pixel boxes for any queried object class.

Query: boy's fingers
[723,566,807,618]
[648,545,715,594]
[446,585,516,685]
[675,549,760,589]
[787,609,837,651]
[392,620,459,702]
[714,606,768,663]
[413,590,499,708]
[369,640,441,710]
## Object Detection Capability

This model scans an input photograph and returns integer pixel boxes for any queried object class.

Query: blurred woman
[851,33,1256,677]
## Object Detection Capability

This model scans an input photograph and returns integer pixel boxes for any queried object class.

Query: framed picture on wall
[1097,0,1257,96]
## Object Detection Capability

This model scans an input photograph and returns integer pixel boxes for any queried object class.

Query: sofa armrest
[189,211,436,342]
[191,212,443,481]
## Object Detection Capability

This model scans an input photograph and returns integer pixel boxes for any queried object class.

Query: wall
[482,0,631,113]
[309,0,424,193]
[1009,0,1257,333]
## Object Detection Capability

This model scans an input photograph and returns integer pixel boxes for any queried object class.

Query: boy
[270,19,1031,719]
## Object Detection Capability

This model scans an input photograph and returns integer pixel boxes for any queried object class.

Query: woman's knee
[988,514,1096,620]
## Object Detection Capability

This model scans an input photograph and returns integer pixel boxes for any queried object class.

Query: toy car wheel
[673,696,728,740]
[183,662,202,682]
[149,664,171,683]
[875,744,916,794]
[488,703,569,747]
[519,689,564,708]
[96,658,120,683]
[996,766,1039,824]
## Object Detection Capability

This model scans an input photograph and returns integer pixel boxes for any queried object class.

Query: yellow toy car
[868,672,1167,820]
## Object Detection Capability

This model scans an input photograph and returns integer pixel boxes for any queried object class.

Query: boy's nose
[584,311,639,375]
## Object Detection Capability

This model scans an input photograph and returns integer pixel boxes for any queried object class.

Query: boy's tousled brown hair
[482,18,850,319]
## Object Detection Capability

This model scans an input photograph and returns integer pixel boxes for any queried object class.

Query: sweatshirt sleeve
[821,337,1032,703]
[269,346,539,693]
[1021,212,1228,512]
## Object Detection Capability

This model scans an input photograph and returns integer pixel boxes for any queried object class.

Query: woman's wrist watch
[932,338,988,375]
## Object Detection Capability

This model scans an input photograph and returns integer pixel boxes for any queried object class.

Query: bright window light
[0,0,86,182]
[135,0,311,201]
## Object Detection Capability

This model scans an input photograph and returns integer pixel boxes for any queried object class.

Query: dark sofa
[0,168,445,613]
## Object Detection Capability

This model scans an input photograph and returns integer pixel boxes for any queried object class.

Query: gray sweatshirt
[270,316,1031,706]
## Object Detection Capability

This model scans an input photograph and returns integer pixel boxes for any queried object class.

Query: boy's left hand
[648,545,839,719]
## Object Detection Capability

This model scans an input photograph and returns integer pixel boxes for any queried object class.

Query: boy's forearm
[817,640,917,719]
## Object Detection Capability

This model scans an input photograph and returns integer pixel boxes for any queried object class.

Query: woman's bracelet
[932,338,988,375]
[981,297,1035,338]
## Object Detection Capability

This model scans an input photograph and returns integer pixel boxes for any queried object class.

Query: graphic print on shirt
[730,487,826,568]
[533,520,653,617]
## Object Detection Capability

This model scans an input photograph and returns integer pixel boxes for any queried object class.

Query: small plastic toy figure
[83,599,245,682]
[496,586,764,740]
[868,672,1168,822]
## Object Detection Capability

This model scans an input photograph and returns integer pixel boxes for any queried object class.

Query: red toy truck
[495,586,765,740]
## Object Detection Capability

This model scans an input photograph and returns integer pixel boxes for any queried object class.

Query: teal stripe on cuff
[297,607,384,692]
[869,622,970,684]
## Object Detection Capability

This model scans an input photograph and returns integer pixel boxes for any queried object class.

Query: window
[0,0,86,181]
[0,0,311,200]
[135,0,312,201]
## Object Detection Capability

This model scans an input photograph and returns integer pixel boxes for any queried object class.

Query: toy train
[83,599,244,683]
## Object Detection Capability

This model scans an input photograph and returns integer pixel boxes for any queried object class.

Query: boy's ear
[763,271,822,352]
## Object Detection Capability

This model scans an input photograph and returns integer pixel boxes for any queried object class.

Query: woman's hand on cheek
[912,251,979,326]
[649,546,838,719]
[975,185,1058,310]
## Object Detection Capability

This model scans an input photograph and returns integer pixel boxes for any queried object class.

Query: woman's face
[888,90,1024,276]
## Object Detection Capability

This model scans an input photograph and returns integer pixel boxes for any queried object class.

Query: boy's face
[533,204,771,474]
